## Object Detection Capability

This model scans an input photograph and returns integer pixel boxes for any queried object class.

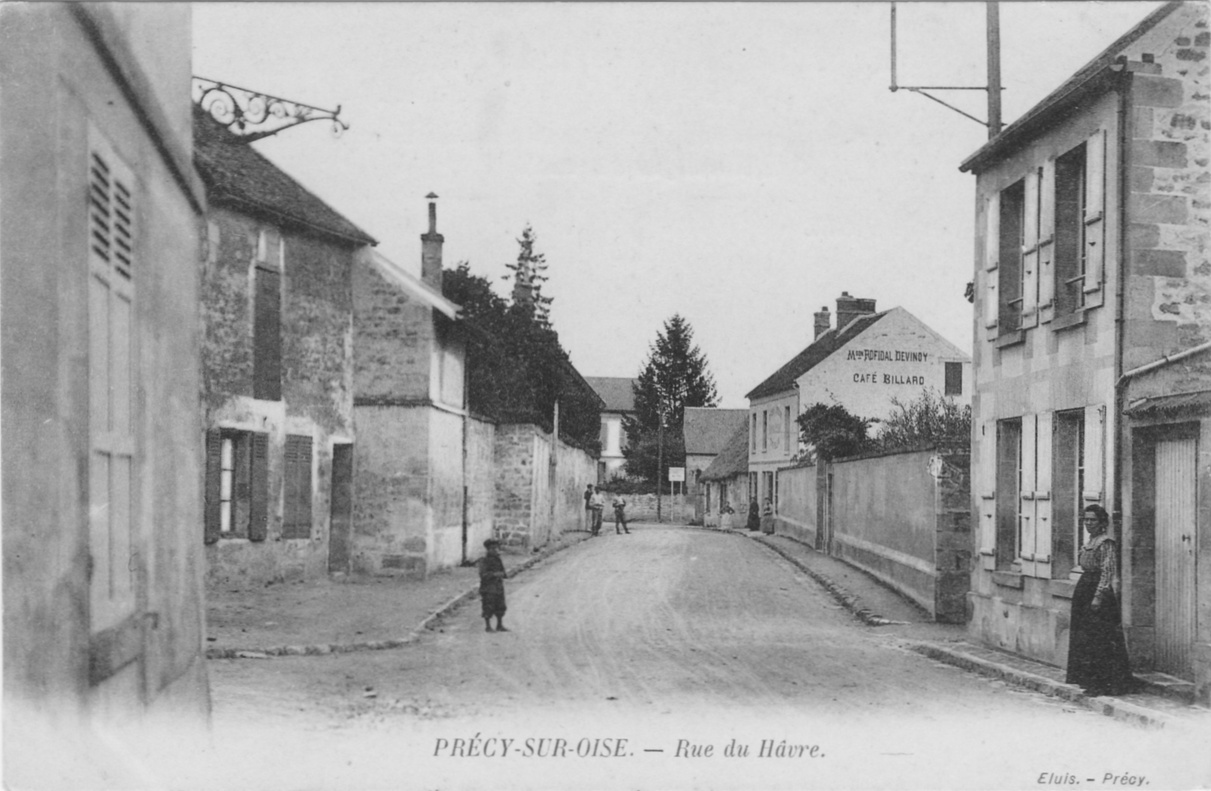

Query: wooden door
[328,443,353,574]
[1155,436,1197,679]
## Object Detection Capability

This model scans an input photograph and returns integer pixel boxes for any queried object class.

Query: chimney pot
[420,193,444,288]
[813,306,831,340]
[835,292,876,332]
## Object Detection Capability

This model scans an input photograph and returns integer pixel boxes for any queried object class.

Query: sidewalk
[204,529,593,659]
[729,528,1210,732]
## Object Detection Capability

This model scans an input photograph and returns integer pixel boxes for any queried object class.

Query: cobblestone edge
[904,642,1187,731]
[206,531,594,660]
[723,529,902,626]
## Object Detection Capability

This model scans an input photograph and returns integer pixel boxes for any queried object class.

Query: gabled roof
[683,408,749,456]
[961,1,1184,174]
[584,377,637,413]
[359,249,460,320]
[193,107,377,246]
[1125,389,1211,417]
[700,422,750,482]
[745,311,888,401]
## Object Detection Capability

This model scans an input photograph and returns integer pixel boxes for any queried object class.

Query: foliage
[442,261,600,452]
[875,389,972,453]
[796,402,873,461]
[503,224,553,328]
[623,314,718,484]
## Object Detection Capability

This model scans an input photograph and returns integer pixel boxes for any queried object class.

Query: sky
[192,1,1163,408]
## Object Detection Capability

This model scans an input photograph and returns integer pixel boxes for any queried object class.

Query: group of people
[583,483,630,536]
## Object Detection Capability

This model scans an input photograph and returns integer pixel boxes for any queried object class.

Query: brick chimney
[420,192,443,288]
[813,306,831,339]
[835,291,877,331]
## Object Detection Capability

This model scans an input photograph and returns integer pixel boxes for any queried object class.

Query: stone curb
[905,642,1187,731]
[725,529,902,627]
[206,531,593,660]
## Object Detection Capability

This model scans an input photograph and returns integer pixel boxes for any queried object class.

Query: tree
[503,224,553,327]
[875,389,971,453]
[796,403,872,462]
[623,314,718,484]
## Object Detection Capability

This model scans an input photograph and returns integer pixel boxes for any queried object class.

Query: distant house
[700,423,751,529]
[962,1,1210,703]
[746,292,971,513]
[683,407,749,521]
[351,196,485,576]
[585,376,637,482]
[194,105,376,587]
[2,4,210,727]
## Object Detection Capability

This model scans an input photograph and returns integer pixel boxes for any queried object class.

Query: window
[1054,144,1087,318]
[705,483,711,513]
[1052,410,1085,578]
[762,471,774,506]
[720,482,728,511]
[995,419,1022,569]
[784,406,791,452]
[749,471,758,502]
[751,413,757,452]
[204,429,269,542]
[762,410,768,452]
[88,128,137,632]
[283,434,313,539]
[253,229,282,400]
[997,180,1025,335]
[944,362,963,396]
[597,460,606,484]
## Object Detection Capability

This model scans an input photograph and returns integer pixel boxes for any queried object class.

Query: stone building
[700,423,752,529]
[683,407,749,521]
[1,3,210,732]
[962,1,1210,703]
[746,292,971,513]
[351,197,491,575]
[585,376,637,481]
[194,106,376,586]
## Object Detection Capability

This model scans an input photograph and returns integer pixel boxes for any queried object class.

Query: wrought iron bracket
[192,76,348,143]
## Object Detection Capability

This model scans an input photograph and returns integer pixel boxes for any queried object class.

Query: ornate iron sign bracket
[192,76,349,143]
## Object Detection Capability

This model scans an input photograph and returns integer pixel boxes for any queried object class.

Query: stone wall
[618,493,694,523]
[772,463,818,545]
[352,249,433,401]
[493,423,597,550]
[464,416,497,563]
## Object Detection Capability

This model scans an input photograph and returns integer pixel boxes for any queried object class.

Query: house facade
[585,376,636,482]
[683,407,749,521]
[701,423,752,529]
[746,293,972,514]
[351,197,489,576]
[963,0,1210,703]
[1,3,211,730]
[195,108,376,587]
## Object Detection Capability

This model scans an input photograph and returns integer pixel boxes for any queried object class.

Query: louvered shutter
[249,432,269,541]
[1019,414,1038,564]
[1021,170,1040,329]
[979,421,997,565]
[984,192,1000,338]
[1038,159,1057,323]
[1083,405,1104,504]
[253,268,282,401]
[204,429,222,544]
[1083,130,1107,309]
[284,435,313,539]
[1030,412,1054,578]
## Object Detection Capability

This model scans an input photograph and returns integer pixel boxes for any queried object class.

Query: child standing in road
[612,494,630,534]
[479,538,508,632]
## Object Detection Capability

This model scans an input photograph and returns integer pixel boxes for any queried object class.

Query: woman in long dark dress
[1065,505,1136,696]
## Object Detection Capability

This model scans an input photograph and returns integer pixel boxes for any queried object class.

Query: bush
[876,389,971,453]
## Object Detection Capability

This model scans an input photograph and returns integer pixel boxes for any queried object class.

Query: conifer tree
[503,224,553,327]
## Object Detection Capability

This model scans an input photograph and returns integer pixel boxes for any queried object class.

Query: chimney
[420,192,443,288]
[813,306,831,339]
[835,291,877,331]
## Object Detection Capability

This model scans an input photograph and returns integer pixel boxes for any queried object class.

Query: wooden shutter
[978,421,997,564]
[1083,130,1106,309]
[284,435,313,539]
[1021,170,1041,329]
[253,268,282,400]
[1019,414,1038,564]
[1038,159,1057,324]
[204,429,222,544]
[249,432,269,541]
[984,192,1000,337]
[1029,412,1054,577]
[1083,405,1104,504]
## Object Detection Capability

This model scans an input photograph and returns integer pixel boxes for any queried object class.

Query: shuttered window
[997,180,1025,336]
[283,434,313,539]
[204,429,269,542]
[1051,410,1085,578]
[1054,143,1088,318]
[995,419,1022,570]
[944,362,963,396]
[88,127,137,634]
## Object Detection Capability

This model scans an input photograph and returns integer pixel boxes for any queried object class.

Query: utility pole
[656,418,664,523]
[986,0,1003,138]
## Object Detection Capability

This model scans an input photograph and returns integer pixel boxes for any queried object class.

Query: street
[179,526,1207,790]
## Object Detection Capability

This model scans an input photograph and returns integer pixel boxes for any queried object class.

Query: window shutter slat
[1083,130,1106,308]
[204,429,222,544]
[249,432,269,541]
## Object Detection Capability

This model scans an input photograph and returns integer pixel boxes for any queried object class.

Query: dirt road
[185,527,1207,790]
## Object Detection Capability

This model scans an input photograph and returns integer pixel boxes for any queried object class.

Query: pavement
[204,522,1209,732]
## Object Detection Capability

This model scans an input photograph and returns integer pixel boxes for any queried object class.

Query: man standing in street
[583,483,594,532]
[589,486,605,536]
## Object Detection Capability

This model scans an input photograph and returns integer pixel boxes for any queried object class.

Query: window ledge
[1049,579,1077,600]
[992,570,1024,589]
[994,330,1025,349]
[1050,310,1087,332]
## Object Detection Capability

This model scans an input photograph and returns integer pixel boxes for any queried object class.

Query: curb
[727,529,903,627]
[206,531,593,660]
[905,641,1186,731]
